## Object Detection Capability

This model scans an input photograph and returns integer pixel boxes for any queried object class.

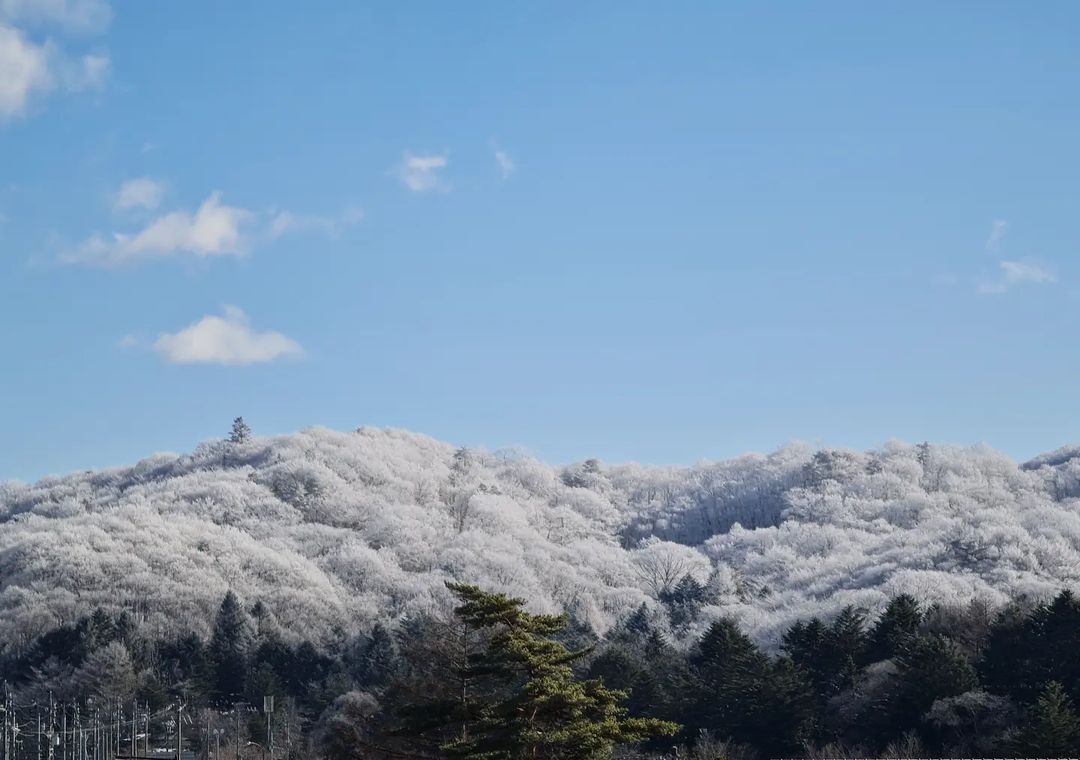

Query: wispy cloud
[152,306,303,366]
[985,219,1008,253]
[494,147,515,179]
[68,191,253,266]
[113,177,164,212]
[0,1,110,121]
[395,153,448,193]
[64,182,364,267]
[0,25,51,118]
[978,260,1056,295]
[268,205,364,240]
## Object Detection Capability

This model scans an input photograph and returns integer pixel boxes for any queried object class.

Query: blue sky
[2,2,1079,480]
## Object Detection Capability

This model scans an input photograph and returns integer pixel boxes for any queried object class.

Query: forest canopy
[1,426,1079,653]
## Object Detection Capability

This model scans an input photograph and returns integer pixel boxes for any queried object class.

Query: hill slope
[2,426,1079,652]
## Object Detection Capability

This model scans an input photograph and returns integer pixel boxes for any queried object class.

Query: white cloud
[978,259,1056,295]
[494,148,515,179]
[67,188,363,267]
[153,306,303,366]
[113,177,164,212]
[0,0,111,34]
[70,191,253,266]
[268,205,364,240]
[395,153,448,193]
[0,23,108,120]
[0,0,109,123]
[0,24,50,118]
[986,219,1008,253]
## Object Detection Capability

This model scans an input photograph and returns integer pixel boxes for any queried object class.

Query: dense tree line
[7,584,1080,758]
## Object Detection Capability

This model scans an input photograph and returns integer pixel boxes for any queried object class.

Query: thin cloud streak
[978,259,1056,295]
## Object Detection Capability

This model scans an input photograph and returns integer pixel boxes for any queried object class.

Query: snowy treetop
[2,426,1079,652]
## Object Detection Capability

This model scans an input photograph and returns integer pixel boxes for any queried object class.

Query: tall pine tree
[229,417,252,444]
[208,591,254,705]
[438,583,678,759]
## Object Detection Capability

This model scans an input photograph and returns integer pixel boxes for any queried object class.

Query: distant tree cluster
[7,585,1080,758]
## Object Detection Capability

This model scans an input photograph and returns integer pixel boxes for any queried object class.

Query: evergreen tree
[618,603,654,645]
[661,574,707,632]
[1031,590,1080,700]
[229,416,252,444]
[1015,681,1080,757]
[586,648,643,696]
[782,618,829,692]
[824,606,867,693]
[765,656,818,753]
[866,594,922,663]
[980,603,1036,702]
[156,632,211,697]
[687,619,814,754]
[874,633,977,746]
[687,620,771,746]
[437,582,679,759]
[352,623,401,689]
[208,591,254,704]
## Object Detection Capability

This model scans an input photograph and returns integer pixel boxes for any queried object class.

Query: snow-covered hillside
[2,426,1079,652]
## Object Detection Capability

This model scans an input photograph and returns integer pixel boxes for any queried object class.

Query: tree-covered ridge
[2,426,1080,652]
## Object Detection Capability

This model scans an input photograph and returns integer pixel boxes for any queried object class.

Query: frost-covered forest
[3,424,1080,653]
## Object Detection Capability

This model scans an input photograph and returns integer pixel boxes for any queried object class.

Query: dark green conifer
[439,582,679,759]
[1015,681,1080,757]
[866,594,922,662]
[208,590,253,704]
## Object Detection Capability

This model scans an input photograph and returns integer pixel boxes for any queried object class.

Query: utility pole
[176,703,184,760]
[47,694,54,760]
[283,701,290,760]
[261,698,273,760]
[2,685,8,760]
